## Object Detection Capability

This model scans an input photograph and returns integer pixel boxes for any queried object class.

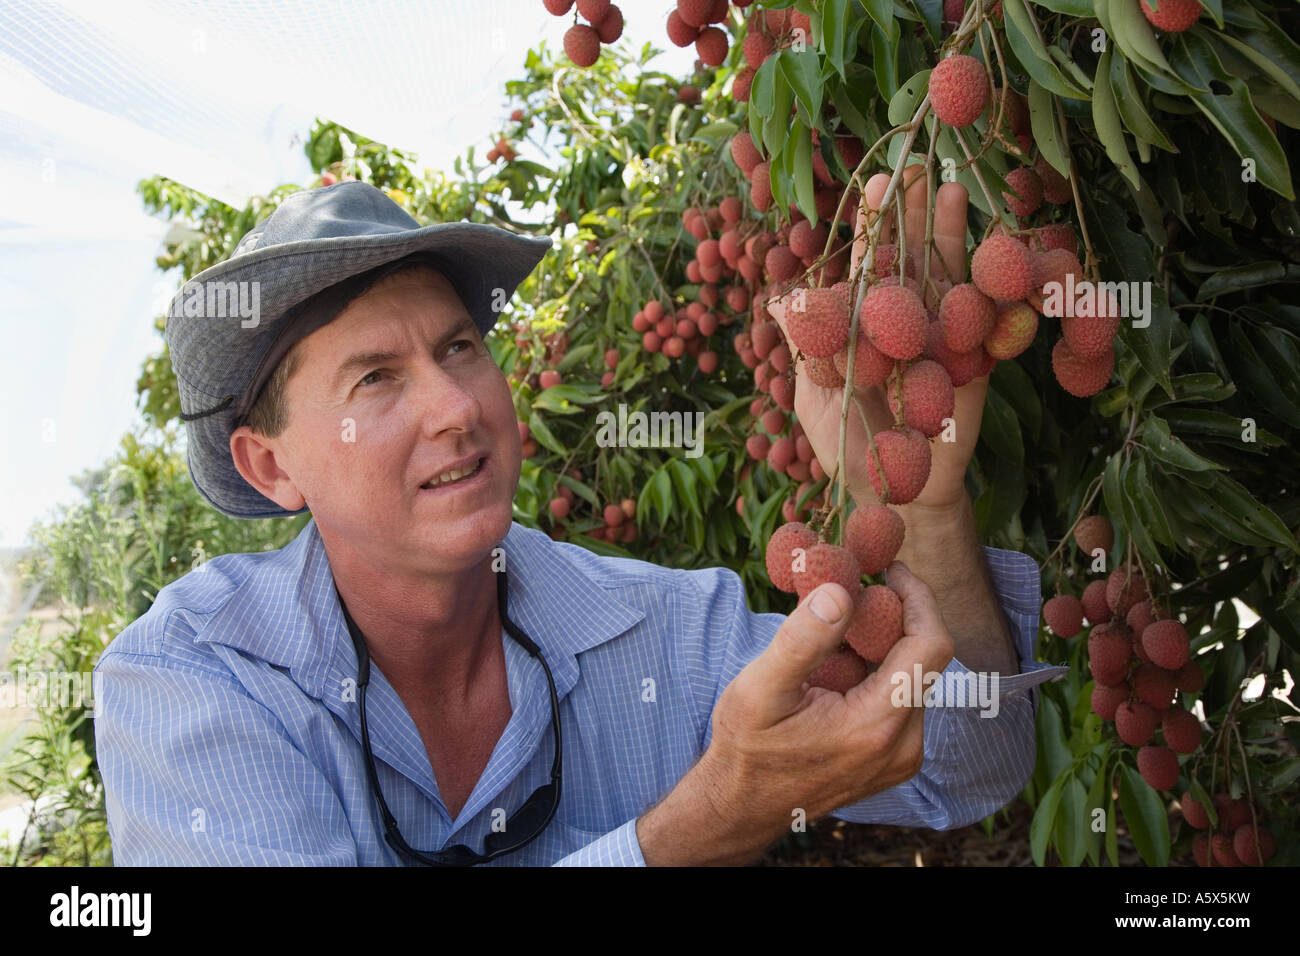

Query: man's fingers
[742,583,855,725]
[933,180,970,286]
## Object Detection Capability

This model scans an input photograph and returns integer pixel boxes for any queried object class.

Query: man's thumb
[746,583,854,723]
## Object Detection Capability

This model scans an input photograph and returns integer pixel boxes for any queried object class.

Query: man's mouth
[419,456,486,490]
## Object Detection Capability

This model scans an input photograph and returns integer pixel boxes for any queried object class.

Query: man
[94,179,1065,866]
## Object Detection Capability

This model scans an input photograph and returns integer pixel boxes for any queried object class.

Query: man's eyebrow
[331,316,479,389]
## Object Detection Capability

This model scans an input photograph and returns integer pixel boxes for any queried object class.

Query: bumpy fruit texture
[1074,515,1114,557]
[1034,155,1072,205]
[1141,619,1190,670]
[1174,660,1205,693]
[593,4,624,42]
[1233,825,1276,866]
[1140,0,1202,32]
[938,283,997,353]
[1002,167,1044,217]
[1081,579,1112,624]
[1161,707,1201,754]
[924,321,993,387]
[861,284,927,359]
[809,647,872,693]
[1052,338,1115,397]
[1091,681,1129,721]
[835,332,896,386]
[1137,744,1179,791]
[730,132,763,176]
[765,522,818,592]
[984,301,1038,360]
[1043,594,1084,639]
[971,233,1036,301]
[1106,566,1148,617]
[928,54,989,127]
[844,503,906,576]
[1134,663,1177,710]
[1181,796,1211,830]
[805,355,845,388]
[1116,701,1158,746]
[1032,248,1083,314]
[1126,599,1161,635]
[695,26,729,65]
[865,427,932,504]
[564,24,601,66]
[1211,833,1242,867]
[1061,305,1121,358]
[793,543,862,599]
[787,286,851,358]
[845,585,905,663]
[1088,624,1131,686]
[886,360,956,438]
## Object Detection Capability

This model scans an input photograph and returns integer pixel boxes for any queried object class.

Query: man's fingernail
[809,587,844,624]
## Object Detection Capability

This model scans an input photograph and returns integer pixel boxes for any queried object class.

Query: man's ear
[229,426,307,512]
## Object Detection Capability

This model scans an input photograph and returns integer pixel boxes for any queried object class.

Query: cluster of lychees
[765,503,908,691]
[632,292,725,374]
[1181,792,1276,867]
[547,0,624,67]
[548,484,639,543]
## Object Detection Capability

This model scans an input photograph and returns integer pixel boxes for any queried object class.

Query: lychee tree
[44,0,1292,867]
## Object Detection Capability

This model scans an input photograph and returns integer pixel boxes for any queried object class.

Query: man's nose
[412,359,481,436]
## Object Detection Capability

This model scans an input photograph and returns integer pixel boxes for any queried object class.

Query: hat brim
[167,222,551,519]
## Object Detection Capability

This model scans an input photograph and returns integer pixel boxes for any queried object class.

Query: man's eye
[360,370,385,386]
[449,339,475,355]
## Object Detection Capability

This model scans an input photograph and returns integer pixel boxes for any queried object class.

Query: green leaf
[1225,322,1300,428]
[979,385,1024,464]
[669,458,702,520]
[1130,454,1174,547]
[1037,697,1072,782]
[1032,0,1093,14]
[1003,0,1090,99]
[1118,285,1175,398]
[556,473,597,509]
[1091,49,1139,190]
[1109,53,1176,152]
[1102,452,1126,550]
[780,49,824,121]
[762,67,795,161]
[822,0,863,80]
[1105,795,1119,866]
[1196,261,1289,300]
[870,20,900,100]
[1123,455,1165,566]
[1055,775,1089,867]
[1211,32,1300,105]
[1084,751,1111,867]
[1140,416,1225,472]
[889,69,931,126]
[1169,33,1294,200]
[790,121,817,224]
[527,411,566,456]
[749,56,780,152]
[1117,763,1171,866]
[1027,82,1070,179]
[1211,473,1300,553]
[1106,0,1184,83]
[990,358,1042,438]
[1030,773,1065,867]
[649,467,673,523]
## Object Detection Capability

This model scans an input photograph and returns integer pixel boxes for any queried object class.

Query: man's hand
[636,570,955,866]
[765,170,985,511]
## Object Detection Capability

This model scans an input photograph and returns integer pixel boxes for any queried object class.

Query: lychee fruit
[861,284,927,360]
[548,497,571,520]
[1137,745,1179,791]
[1032,223,1079,256]
[666,8,701,46]
[984,300,1038,360]
[793,543,863,599]
[768,435,797,472]
[539,369,563,389]
[938,283,997,353]
[1140,0,1202,33]
[1052,339,1114,397]
[809,646,872,693]
[844,503,906,576]
[1074,515,1114,559]
[1088,624,1132,686]
[1106,566,1148,617]
[1141,619,1190,671]
[925,322,992,387]
[695,26,728,66]
[845,585,905,663]
[928,54,989,128]
[804,355,845,388]
[1061,305,1121,358]
[1161,707,1201,754]
[750,162,773,210]
[1181,795,1211,830]
[786,286,851,358]
[835,332,896,387]
[1233,824,1276,866]
[1216,794,1252,832]
[865,427,932,505]
[1134,662,1177,711]
[1080,580,1111,625]
[1192,832,1210,866]
[1002,167,1044,217]
[1211,833,1242,866]
[1032,248,1083,315]
[970,233,1036,301]
[564,24,601,66]
[746,433,771,460]
[765,521,818,593]
[544,0,575,14]
[1043,594,1084,639]
[1034,155,1072,205]
[1091,681,1130,721]
[1173,660,1204,694]
[1116,701,1158,746]
[886,359,956,438]
[592,4,624,43]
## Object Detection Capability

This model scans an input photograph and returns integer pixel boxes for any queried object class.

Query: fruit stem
[953,126,1010,232]
[820,124,910,266]
[1054,94,1098,278]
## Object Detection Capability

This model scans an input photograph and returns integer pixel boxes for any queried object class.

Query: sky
[0,0,697,549]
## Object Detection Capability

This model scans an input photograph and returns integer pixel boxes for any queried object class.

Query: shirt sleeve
[550,818,646,866]
[94,648,359,866]
[694,545,1066,833]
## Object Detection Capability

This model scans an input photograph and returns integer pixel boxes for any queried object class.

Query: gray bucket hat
[166,180,552,519]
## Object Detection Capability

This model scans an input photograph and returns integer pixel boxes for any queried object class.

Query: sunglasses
[337,567,562,865]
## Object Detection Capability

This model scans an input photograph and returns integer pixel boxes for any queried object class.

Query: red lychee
[765,521,818,593]
[695,26,728,65]
[1134,663,1177,711]
[1052,338,1114,397]
[1137,745,1179,791]
[804,355,844,388]
[1002,167,1044,217]
[844,503,906,576]
[1043,594,1084,639]
[1106,565,1148,617]
[1088,624,1132,686]
[971,233,1036,301]
[861,283,927,360]
[1116,701,1158,746]
[1091,681,1130,721]
[1161,707,1201,754]
[886,359,956,438]
[845,584,905,663]
[750,162,773,211]
[564,24,601,66]
[1140,0,1202,32]
[835,332,896,387]
[666,9,701,45]
[1141,619,1190,671]
[1074,515,1114,558]
[793,543,863,599]
[865,427,932,505]
[593,4,624,43]
[786,285,851,358]
[548,497,571,520]
[1035,155,1072,205]
[809,646,872,693]
[984,300,1038,360]
[928,54,989,128]
[1181,795,1211,830]
[1173,660,1205,694]
[938,283,997,353]
[1233,825,1276,866]
[1081,579,1112,624]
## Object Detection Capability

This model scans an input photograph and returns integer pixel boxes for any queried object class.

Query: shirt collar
[193,518,646,703]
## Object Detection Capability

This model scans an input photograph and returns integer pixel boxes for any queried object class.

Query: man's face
[234,266,521,576]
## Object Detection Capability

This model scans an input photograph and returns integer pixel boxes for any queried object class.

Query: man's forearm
[891,496,1019,676]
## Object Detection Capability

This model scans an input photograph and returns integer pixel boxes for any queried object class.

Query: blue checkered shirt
[93,519,1066,865]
